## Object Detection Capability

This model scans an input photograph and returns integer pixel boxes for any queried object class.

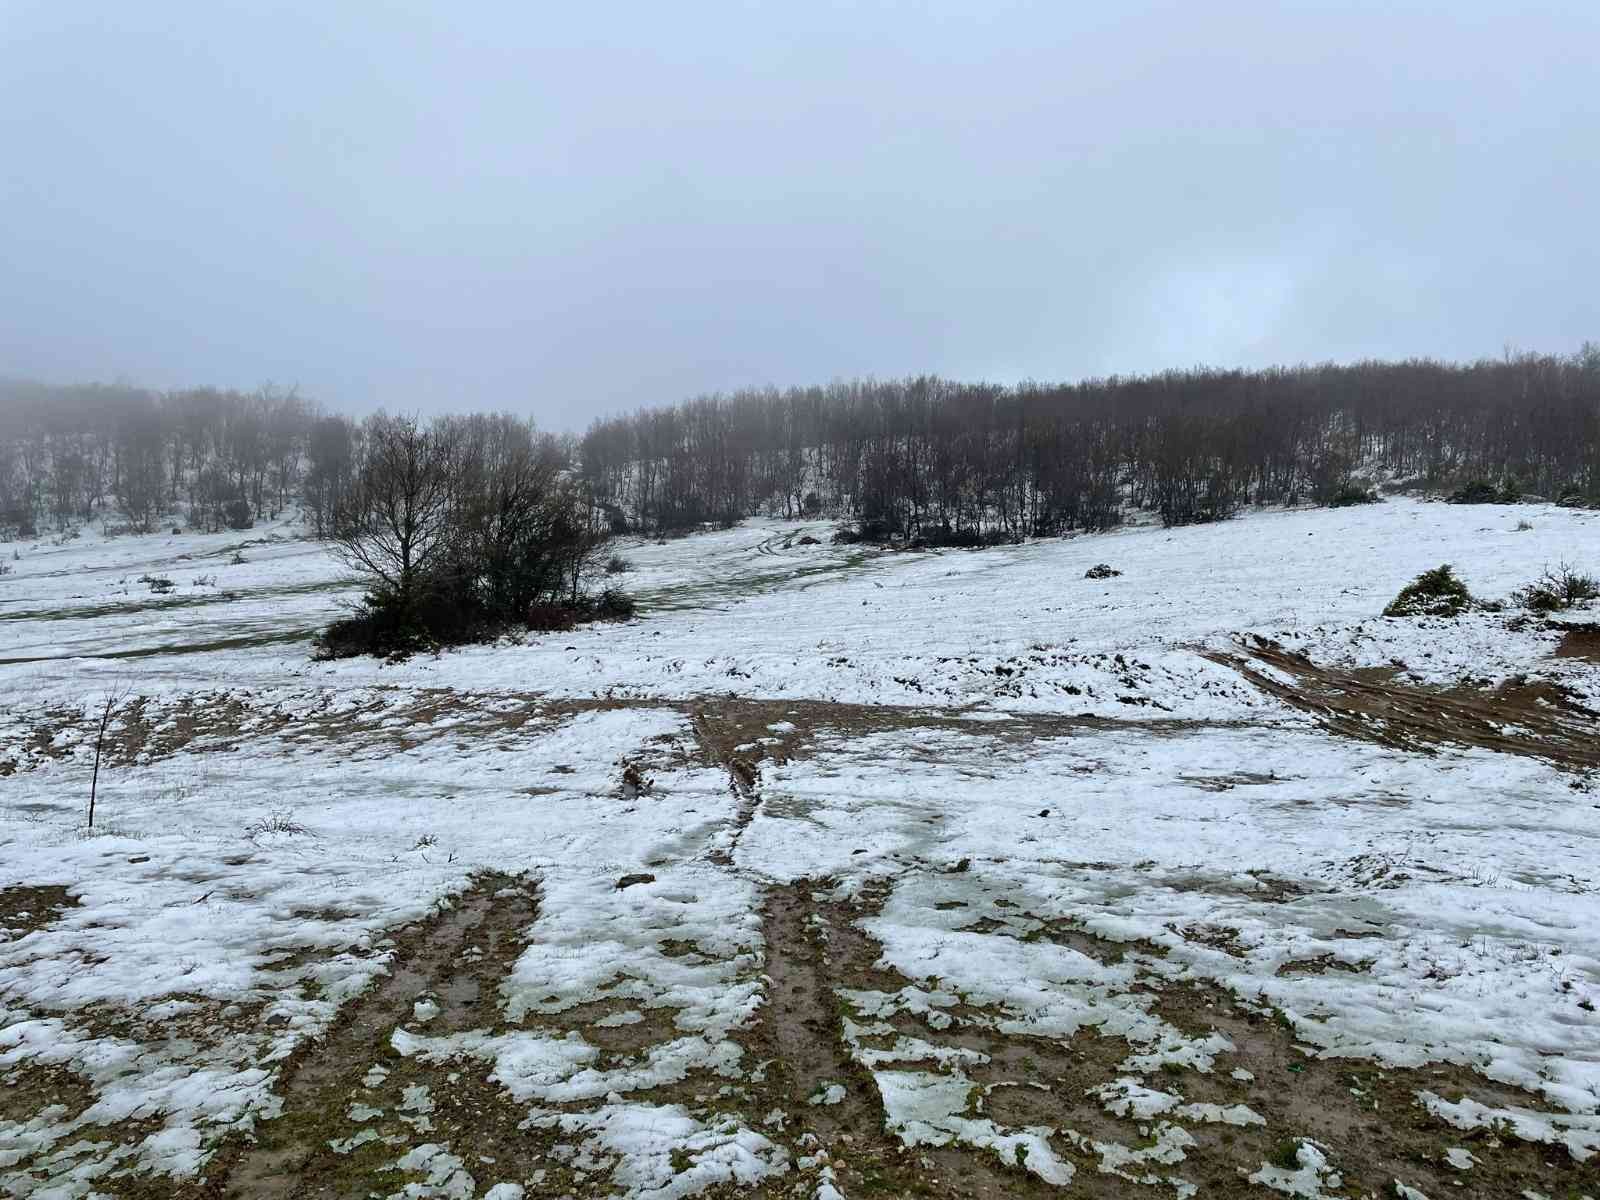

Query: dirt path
[202,873,539,1199]
[1206,637,1600,768]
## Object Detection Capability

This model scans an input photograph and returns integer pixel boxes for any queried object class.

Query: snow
[1248,1139,1342,1196]
[3,496,1599,1195]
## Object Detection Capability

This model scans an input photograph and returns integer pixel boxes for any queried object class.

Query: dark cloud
[2,1,1595,426]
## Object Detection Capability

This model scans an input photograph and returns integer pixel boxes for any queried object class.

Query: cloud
[1,0,1595,424]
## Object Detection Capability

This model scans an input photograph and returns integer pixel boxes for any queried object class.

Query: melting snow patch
[1093,1077,1180,1119]
[807,1083,847,1106]
[1419,1092,1600,1163]
[1174,1101,1265,1126]
[873,1069,1075,1185]
[330,1128,380,1154]
[1248,1139,1343,1197]
[387,1142,475,1198]
[521,1101,788,1199]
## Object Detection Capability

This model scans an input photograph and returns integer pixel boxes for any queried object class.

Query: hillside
[2,498,1598,1197]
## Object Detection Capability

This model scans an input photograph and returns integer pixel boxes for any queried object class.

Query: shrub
[245,810,309,838]
[524,602,579,633]
[139,574,176,594]
[1514,519,1534,532]
[853,516,899,544]
[224,498,254,530]
[1448,479,1517,505]
[1384,565,1471,618]
[324,412,617,657]
[314,592,435,660]
[1516,563,1600,613]
[1,507,37,540]
[1328,484,1378,507]
[594,588,636,620]
[1085,563,1121,579]
[604,554,633,575]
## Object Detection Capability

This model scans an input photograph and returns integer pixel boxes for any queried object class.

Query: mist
[2,1,1596,427]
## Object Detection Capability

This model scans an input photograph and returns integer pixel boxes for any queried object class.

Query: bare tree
[333,412,458,611]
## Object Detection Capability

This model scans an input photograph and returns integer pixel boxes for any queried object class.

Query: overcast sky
[2,1,1596,427]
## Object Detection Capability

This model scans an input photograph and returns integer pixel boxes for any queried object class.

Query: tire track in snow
[207,873,538,1199]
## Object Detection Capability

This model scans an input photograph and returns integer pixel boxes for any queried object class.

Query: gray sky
[2,1,1596,428]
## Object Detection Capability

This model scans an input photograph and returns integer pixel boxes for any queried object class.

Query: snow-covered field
[2,498,1598,1198]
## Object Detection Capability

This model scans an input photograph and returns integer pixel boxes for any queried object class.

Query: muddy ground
[3,667,1598,1197]
[5,867,1587,1199]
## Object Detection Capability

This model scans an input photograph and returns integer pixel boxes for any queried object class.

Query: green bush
[1447,479,1517,504]
[1384,565,1471,618]
[224,498,254,530]
[1516,563,1599,613]
[1328,484,1379,507]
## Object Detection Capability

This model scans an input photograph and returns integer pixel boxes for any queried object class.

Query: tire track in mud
[688,706,765,865]
[1207,637,1600,769]
[740,878,1598,1200]
[656,705,1047,1194]
[737,880,1085,1199]
[204,872,539,1200]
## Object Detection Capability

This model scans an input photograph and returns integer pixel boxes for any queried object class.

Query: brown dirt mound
[1206,638,1600,769]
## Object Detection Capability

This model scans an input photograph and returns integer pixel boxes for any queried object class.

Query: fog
[2,1,1596,426]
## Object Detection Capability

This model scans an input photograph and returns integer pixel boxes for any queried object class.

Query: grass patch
[1516,562,1599,613]
[1384,564,1471,618]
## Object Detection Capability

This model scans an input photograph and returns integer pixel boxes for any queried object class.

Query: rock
[615,873,655,890]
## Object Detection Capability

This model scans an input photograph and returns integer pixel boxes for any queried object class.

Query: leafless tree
[332,412,459,611]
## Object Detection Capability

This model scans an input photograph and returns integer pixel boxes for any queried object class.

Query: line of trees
[578,348,1600,538]
[5,346,1598,547]
[0,379,357,538]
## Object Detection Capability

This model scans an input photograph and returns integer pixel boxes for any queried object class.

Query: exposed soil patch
[5,687,1234,785]
[1556,622,1600,663]
[1147,976,1594,1198]
[201,871,539,1200]
[689,706,765,866]
[734,880,1075,1199]
[1207,638,1600,768]
[739,885,1596,1199]
[0,882,78,940]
